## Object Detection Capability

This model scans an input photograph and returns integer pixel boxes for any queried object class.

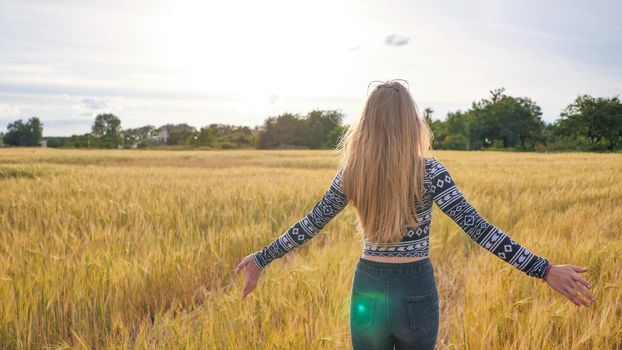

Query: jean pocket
[350,289,376,330]
[404,289,439,335]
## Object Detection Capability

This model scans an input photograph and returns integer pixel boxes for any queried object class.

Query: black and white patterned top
[252,157,550,279]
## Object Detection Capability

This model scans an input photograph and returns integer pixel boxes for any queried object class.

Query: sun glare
[151,0,363,105]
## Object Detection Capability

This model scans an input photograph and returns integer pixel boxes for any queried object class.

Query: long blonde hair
[336,81,433,245]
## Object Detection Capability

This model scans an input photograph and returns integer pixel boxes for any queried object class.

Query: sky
[0,0,621,136]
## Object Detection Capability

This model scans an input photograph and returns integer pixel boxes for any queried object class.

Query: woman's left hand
[235,254,262,299]
[544,264,595,307]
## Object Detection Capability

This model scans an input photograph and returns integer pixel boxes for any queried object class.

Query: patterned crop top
[252,157,550,279]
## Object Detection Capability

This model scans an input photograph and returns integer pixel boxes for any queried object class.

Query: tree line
[18,110,344,150]
[426,88,622,152]
[2,88,621,152]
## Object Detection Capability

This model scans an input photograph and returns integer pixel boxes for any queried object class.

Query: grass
[0,148,620,349]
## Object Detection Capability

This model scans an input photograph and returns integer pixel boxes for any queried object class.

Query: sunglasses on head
[367,79,409,96]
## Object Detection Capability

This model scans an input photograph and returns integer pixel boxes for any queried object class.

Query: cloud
[385,34,410,46]
[81,98,107,110]
[0,103,22,118]
[81,97,124,110]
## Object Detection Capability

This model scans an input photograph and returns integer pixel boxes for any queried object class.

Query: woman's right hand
[544,264,596,307]
[235,254,262,300]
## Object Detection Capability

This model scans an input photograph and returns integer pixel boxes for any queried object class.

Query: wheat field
[0,148,620,349]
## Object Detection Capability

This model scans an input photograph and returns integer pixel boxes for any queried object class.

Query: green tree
[324,125,348,148]
[257,113,306,149]
[219,125,254,149]
[162,124,196,146]
[468,88,545,150]
[442,134,469,150]
[422,108,448,149]
[187,125,218,148]
[91,113,121,148]
[423,107,434,125]
[122,125,156,148]
[555,95,622,151]
[3,117,43,146]
[442,110,474,149]
[303,109,344,149]
[68,134,91,148]
[257,110,345,149]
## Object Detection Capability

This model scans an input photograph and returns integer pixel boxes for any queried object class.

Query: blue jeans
[350,257,440,350]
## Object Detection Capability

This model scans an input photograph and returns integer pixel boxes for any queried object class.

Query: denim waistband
[356,256,432,275]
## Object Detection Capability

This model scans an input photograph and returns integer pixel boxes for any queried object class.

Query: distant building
[156,125,169,144]
[39,140,48,147]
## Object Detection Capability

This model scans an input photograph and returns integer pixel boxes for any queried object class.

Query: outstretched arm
[429,157,550,278]
[236,168,348,298]
[252,167,349,271]
[429,157,596,307]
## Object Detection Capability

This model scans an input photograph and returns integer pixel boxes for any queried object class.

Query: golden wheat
[0,148,620,349]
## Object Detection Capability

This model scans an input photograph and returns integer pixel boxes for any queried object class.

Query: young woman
[235,80,595,349]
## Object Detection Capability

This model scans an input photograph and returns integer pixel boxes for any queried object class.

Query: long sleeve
[252,167,348,271]
[429,157,550,279]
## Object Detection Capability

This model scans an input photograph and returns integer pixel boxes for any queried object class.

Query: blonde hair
[336,81,434,245]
